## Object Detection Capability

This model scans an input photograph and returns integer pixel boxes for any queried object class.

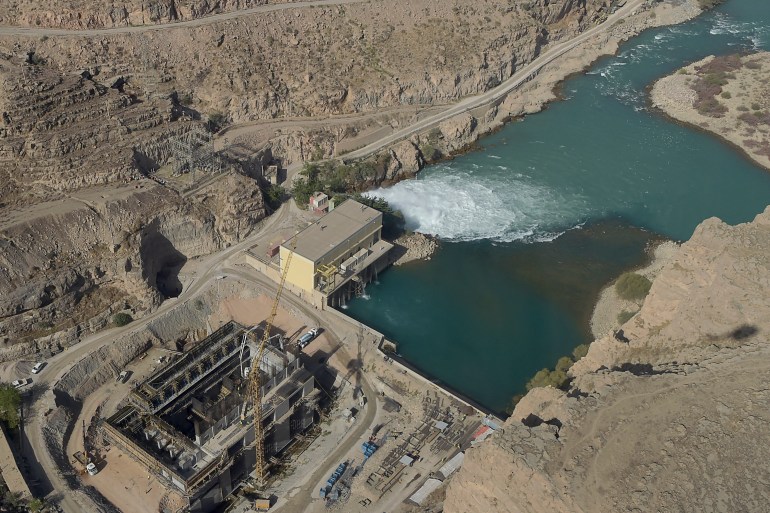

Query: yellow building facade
[280,199,384,295]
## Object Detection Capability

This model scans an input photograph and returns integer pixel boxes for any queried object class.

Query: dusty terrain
[444,206,770,513]
[652,51,770,171]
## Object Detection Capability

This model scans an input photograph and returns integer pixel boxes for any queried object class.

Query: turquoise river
[345,0,770,414]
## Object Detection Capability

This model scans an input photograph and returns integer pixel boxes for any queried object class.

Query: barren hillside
[1,0,608,124]
[445,206,770,513]
[0,0,291,29]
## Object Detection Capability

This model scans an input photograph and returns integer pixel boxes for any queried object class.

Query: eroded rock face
[193,173,268,244]
[0,53,267,349]
[386,140,424,181]
[0,177,265,352]
[2,0,606,128]
[446,207,770,513]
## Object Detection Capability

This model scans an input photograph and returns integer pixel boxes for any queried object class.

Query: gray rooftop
[284,200,381,263]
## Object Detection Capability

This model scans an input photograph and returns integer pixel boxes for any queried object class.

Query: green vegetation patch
[292,155,391,206]
[264,185,286,210]
[113,312,134,327]
[507,342,591,413]
[615,272,652,301]
[526,368,569,391]
[617,309,638,325]
[0,384,21,429]
[572,344,589,360]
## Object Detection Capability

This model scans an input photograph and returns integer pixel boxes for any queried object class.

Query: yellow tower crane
[248,234,297,485]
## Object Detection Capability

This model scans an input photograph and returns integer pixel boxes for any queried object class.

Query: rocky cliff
[0,174,266,357]
[0,48,269,352]
[445,206,770,513]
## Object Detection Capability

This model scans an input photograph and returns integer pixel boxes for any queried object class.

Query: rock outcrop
[0,178,265,354]
[386,140,424,181]
[445,206,770,513]
[392,232,438,266]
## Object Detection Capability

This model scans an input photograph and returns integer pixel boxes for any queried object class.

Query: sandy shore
[651,52,770,172]
[590,240,679,339]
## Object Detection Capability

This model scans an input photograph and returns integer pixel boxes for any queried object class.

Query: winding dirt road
[342,0,645,162]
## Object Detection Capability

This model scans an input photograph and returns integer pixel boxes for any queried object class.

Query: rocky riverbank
[391,232,438,266]
[589,240,679,339]
[392,0,705,175]
[445,206,770,513]
[651,52,770,171]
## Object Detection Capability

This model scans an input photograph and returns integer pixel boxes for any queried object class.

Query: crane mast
[248,234,296,485]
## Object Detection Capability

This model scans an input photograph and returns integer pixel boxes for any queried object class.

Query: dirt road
[0,0,372,37]
[342,0,645,162]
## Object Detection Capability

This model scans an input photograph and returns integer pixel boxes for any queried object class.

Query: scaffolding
[132,323,242,413]
[316,264,338,295]
[167,126,224,181]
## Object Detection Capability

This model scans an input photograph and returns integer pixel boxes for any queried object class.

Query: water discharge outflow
[367,167,584,243]
[348,0,770,413]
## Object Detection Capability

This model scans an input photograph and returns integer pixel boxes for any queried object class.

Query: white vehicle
[117,370,131,383]
[11,378,31,388]
[31,362,45,374]
[297,328,319,349]
[86,462,98,476]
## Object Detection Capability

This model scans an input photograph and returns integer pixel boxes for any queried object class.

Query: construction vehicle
[297,327,319,349]
[246,234,298,485]
[254,498,271,511]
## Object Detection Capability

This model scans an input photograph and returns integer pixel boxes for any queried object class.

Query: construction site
[100,321,317,512]
[0,188,500,513]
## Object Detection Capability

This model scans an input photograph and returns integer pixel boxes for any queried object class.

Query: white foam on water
[366,167,586,243]
[488,155,502,159]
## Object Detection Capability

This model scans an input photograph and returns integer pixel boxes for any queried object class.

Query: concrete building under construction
[102,321,317,513]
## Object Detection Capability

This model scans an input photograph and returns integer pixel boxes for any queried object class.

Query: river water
[345,0,770,413]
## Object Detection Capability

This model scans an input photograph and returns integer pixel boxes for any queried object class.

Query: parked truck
[297,328,319,349]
